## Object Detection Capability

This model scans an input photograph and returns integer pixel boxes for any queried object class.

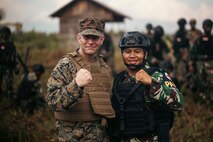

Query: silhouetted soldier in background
[173,18,190,85]
[16,64,45,114]
[99,32,117,76]
[150,25,170,67]
[173,18,190,61]
[0,26,17,97]
[187,18,202,50]
[192,19,213,60]
[149,25,180,89]
[190,19,213,104]
[145,23,154,39]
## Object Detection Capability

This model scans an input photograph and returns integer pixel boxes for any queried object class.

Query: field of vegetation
[0,31,213,142]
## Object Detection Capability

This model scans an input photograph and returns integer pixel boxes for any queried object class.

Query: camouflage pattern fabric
[56,120,108,142]
[79,18,105,36]
[121,66,183,110]
[46,52,111,141]
[46,57,83,111]
[149,68,184,110]
[175,59,188,84]
[195,60,213,104]
[187,28,202,48]
[189,33,213,104]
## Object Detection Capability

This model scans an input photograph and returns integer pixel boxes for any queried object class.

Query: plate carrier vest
[54,51,115,122]
[111,68,173,141]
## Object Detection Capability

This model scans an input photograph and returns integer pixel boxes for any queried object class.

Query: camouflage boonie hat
[79,18,105,36]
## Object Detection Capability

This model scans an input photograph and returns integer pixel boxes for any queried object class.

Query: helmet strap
[124,58,147,71]
[124,63,144,71]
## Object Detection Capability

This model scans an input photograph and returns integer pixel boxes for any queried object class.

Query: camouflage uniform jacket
[121,66,184,111]
[46,56,83,111]
[148,67,184,110]
[46,51,113,141]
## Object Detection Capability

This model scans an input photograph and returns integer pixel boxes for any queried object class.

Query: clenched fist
[135,69,152,85]
[75,69,92,87]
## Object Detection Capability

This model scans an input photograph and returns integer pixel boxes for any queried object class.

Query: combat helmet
[177,18,187,26]
[119,31,151,70]
[0,26,12,42]
[118,31,150,51]
[146,23,153,30]
[154,25,164,37]
[33,64,45,74]
[202,19,213,35]
[203,19,213,28]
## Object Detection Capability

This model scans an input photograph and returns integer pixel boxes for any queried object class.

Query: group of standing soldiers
[145,18,213,104]
[0,26,45,114]
[82,18,213,105]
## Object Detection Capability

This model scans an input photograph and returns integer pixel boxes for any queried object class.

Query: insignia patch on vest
[164,81,176,87]
[165,72,171,80]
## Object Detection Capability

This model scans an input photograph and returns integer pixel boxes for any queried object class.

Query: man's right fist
[75,69,92,87]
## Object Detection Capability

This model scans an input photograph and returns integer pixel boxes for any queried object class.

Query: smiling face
[122,47,146,69]
[77,33,105,56]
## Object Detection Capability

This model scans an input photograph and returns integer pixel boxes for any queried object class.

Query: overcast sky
[1,0,213,34]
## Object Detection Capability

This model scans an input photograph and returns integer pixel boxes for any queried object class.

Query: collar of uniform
[124,71,136,82]
[75,49,86,68]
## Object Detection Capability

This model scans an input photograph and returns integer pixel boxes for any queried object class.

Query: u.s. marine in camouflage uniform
[46,18,115,142]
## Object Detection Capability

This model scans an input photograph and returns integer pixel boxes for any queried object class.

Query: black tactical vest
[111,68,173,139]
[196,35,213,59]
[0,41,16,66]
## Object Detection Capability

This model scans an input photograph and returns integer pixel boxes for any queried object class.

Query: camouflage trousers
[195,60,213,103]
[56,120,108,142]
